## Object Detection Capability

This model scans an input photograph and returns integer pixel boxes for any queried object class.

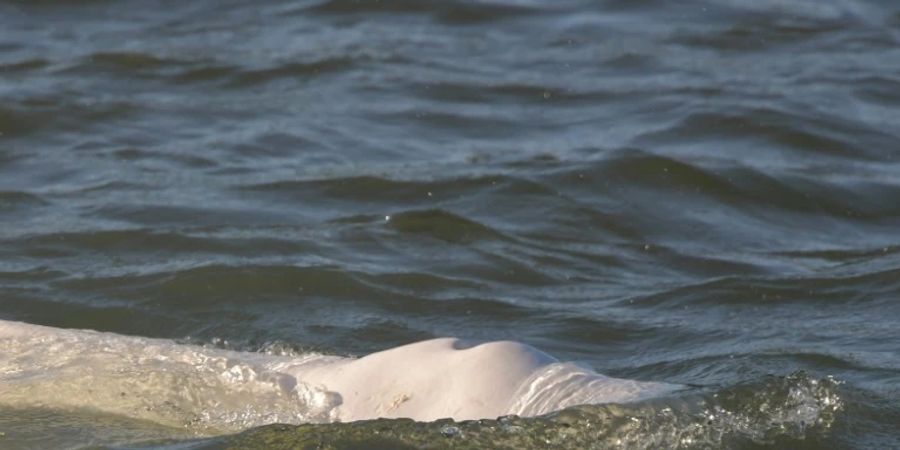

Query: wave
[636,108,892,162]
[188,372,841,450]
[0,58,48,73]
[386,209,506,243]
[0,98,136,138]
[0,321,344,433]
[81,52,189,71]
[670,14,863,51]
[308,0,541,25]
[0,190,46,208]
[57,51,358,89]
[238,174,587,236]
[625,265,900,309]
[776,245,900,263]
[109,147,217,169]
[547,149,900,222]
[225,57,357,88]
[241,174,530,203]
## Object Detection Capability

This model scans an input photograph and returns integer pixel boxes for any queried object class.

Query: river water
[1,0,898,448]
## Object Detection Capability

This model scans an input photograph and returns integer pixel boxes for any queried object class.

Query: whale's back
[0,320,679,429]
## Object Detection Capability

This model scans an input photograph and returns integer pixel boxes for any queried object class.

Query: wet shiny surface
[1,0,899,448]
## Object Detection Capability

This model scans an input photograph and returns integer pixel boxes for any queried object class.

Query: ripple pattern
[0,0,899,448]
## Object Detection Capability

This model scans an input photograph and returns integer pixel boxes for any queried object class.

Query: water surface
[1,0,899,448]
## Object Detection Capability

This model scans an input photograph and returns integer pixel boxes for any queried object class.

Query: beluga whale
[0,319,680,432]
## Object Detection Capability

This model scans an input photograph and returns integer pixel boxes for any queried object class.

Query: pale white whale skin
[0,320,680,427]
[271,338,560,422]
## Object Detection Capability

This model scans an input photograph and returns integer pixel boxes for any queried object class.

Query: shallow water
[1,0,899,448]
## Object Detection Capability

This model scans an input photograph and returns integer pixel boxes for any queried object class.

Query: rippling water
[1,0,899,448]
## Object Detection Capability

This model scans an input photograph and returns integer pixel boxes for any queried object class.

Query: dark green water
[1,0,899,448]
